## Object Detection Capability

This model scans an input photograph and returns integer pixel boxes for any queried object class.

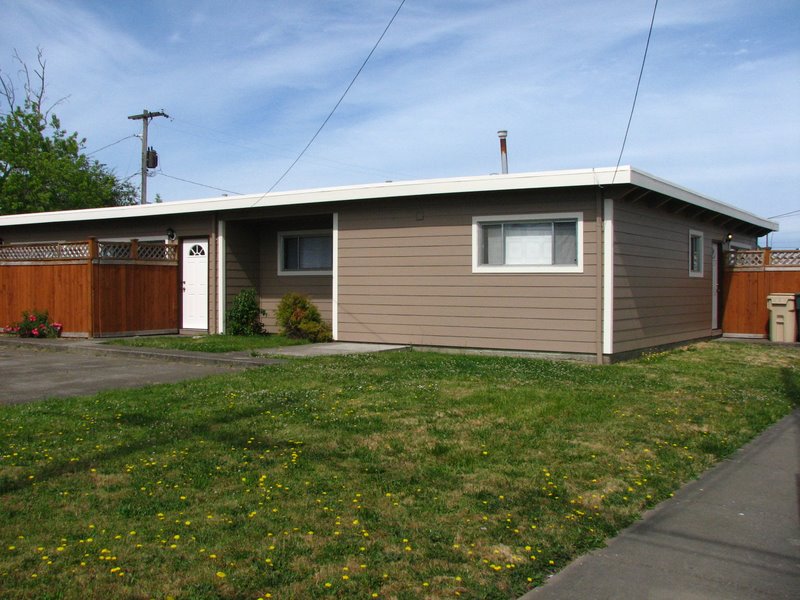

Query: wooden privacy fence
[722,249,800,337]
[0,239,179,337]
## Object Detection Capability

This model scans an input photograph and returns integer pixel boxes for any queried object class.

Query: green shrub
[275,292,332,342]
[225,288,267,336]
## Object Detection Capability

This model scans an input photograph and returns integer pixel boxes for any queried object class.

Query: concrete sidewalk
[522,410,800,600]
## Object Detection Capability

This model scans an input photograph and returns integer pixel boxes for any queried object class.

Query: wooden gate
[0,239,179,337]
[722,249,800,337]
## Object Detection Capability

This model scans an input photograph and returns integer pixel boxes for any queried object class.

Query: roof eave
[0,166,778,234]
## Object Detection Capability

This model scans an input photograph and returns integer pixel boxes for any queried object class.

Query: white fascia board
[0,168,627,227]
[0,166,778,233]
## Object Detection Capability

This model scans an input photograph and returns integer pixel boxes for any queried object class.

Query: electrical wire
[768,208,800,219]
[612,0,659,183]
[166,117,416,181]
[86,135,138,156]
[262,0,406,197]
[156,170,242,196]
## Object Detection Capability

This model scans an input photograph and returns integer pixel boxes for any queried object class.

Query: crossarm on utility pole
[127,109,169,205]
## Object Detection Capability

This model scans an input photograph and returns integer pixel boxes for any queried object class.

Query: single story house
[0,166,778,362]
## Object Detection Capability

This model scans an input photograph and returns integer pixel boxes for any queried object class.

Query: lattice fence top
[727,249,800,268]
[727,251,764,267]
[138,242,177,261]
[770,250,800,266]
[97,241,132,259]
[0,242,90,261]
[0,240,177,263]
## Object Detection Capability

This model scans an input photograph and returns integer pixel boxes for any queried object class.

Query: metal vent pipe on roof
[498,130,508,174]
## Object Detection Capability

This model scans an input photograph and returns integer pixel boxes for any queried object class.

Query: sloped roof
[0,166,778,234]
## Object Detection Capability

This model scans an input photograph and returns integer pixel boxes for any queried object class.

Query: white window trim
[689,229,704,278]
[472,212,584,273]
[277,229,333,276]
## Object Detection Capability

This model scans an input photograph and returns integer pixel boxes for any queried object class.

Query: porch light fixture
[166,228,176,241]
[725,232,733,242]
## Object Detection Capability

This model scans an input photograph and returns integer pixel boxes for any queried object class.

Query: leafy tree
[0,49,137,215]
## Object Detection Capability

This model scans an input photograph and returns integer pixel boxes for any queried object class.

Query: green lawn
[0,342,797,599]
[105,334,309,353]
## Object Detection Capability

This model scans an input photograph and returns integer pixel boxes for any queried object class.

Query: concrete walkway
[0,337,407,404]
[0,336,407,365]
[521,410,800,600]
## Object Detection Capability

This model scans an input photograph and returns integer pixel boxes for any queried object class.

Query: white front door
[182,238,209,329]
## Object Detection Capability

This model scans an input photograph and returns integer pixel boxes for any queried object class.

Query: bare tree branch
[1,48,68,118]
[0,69,15,113]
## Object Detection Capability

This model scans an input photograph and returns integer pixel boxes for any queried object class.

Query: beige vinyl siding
[258,218,333,333]
[337,190,599,354]
[612,201,719,353]
[224,221,260,306]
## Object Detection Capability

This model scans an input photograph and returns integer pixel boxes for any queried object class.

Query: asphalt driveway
[0,345,243,404]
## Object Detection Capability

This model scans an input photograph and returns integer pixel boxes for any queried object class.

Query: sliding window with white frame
[278,230,333,276]
[472,212,583,273]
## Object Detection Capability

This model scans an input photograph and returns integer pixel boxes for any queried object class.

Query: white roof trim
[0,166,778,232]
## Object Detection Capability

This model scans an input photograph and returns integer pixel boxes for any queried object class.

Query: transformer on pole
[127,109,169,204]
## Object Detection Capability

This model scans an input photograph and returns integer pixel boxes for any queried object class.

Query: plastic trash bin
[767,293,797,342]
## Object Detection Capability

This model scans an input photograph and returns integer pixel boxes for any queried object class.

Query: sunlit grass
[0,342,797,599]
[105,334,309,353]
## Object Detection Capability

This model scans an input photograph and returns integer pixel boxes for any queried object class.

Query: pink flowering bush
[3,310,62,338]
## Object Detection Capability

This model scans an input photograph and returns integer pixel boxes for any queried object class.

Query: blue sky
[2,0,799,247]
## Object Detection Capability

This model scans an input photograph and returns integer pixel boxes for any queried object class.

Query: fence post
[87,238,96,337]
[131,239,139,261]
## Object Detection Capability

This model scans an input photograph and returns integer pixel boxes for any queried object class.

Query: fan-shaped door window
[188,244,206,257]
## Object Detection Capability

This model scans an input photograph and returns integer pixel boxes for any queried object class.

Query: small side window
[689,230,704,277]
[278,231,332,275]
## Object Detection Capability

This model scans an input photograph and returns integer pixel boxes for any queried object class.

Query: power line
[612,0,659,183]
[86,134,137,156]
[166,117,416,180]
[768,208,800,219]
[156,170,242,196]
[264,0,406,195]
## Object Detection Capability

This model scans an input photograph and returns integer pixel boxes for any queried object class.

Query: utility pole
[127,109,169,204]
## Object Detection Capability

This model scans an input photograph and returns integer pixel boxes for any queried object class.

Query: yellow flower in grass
[216,571,226,578]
